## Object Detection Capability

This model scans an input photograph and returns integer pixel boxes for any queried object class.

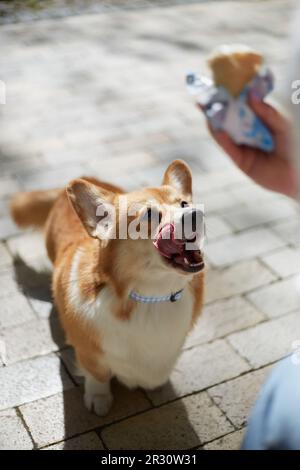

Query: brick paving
[0,0,299,450]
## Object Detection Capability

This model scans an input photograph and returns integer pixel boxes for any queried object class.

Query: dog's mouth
[153,223,205,274]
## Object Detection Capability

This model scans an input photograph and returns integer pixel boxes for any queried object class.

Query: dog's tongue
[153,223,184,259]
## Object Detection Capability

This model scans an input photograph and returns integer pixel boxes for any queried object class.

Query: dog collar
[129,289,183,304]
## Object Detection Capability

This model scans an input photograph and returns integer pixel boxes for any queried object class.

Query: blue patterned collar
[129,289,183,304]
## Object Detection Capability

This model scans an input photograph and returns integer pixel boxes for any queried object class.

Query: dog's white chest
[93,288,193,389]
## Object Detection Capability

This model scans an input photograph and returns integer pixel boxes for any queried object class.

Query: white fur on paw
[84,391,113,416]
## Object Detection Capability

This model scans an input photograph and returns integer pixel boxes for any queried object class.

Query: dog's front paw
[84,390,113,416]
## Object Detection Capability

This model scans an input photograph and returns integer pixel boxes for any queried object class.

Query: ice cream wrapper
[186,66,274,152]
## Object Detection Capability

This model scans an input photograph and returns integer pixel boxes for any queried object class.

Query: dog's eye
[181,201,189,208]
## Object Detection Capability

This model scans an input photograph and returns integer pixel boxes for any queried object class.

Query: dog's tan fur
[11,160,204,415]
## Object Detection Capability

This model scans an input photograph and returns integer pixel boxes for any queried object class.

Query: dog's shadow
[13,257,61,345]
[13,257,200,450]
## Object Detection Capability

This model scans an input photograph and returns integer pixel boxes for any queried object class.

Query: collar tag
[170,291,182,302]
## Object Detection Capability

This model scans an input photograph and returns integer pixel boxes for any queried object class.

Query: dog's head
[67,160,205,280]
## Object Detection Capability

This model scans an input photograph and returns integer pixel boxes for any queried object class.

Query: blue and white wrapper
[186,67,274,152]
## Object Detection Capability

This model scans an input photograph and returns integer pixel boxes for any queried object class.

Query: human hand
[201,95,297,197]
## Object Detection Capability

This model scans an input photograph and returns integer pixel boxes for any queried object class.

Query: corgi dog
[11,160,205,416]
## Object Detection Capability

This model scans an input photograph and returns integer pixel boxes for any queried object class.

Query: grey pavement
[0,0,299,450]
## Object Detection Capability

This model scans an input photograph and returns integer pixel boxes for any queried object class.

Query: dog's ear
[67,179,115,240]
[162,160,192,197]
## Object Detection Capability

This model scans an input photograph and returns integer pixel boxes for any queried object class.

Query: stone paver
[0,317,65,365]
[205,215,233,241]
[0,354,74,410]
[184,296,264,348]
[224,199,299,231]
[270,219,300,247]
[199,189,239,213]
[206,229,285,268]
[0,243,12,271]
[28,298,55,319]
[208,367,272,428]
[147,340,249,406]
[0,200,9,218]
[0,409,33,450]
[87,151,156,178]
[205,260,276,304]
[0,176,20,198]
[192,168,247,194]
[246,276,300,318]
[7,231,51,271]
[102,392,233,450]
[42,432,104,450]
[20,165,86,191]
[229,183,281,205]
[0,217,20,240]
[20,383,151,448]
[0,268,25,296]
[0,291,35,329]
[0,0,299,451]
[203,429,245,450]
[261,247,300,278]
[228,312,300,368]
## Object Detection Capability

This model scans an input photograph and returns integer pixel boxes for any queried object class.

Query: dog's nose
[181,208,204,240]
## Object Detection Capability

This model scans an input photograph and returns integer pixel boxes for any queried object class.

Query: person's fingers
[209,125,264,175]
[248,94,288,134]
[198,93,288,135]
[208,126,245,167]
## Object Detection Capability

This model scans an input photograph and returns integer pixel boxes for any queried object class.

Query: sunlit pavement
[0,0,299,450]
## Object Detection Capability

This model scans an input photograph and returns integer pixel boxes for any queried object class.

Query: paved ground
[0,0,300,450]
